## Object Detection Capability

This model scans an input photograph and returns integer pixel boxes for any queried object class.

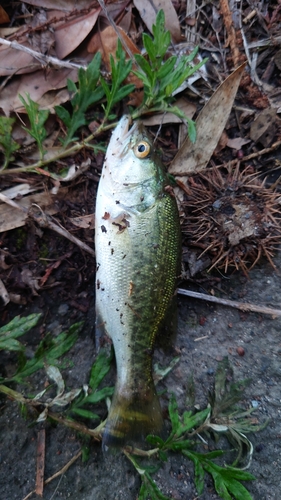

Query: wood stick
[35,428,46,497]
[177,288,281,317]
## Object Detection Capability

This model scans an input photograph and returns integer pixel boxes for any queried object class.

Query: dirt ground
[0,246,281,500]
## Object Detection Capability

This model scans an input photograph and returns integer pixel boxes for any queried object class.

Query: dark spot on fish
[153,243,159,249]
[96,280,100,289]
[123,183,129,186]
[112,218,130,234]
[101,225,107,233]
[101,287,105,291]
[116,308,119,311]
[102,212,110,220]
[122,254,126,259]
[115,200,120,204]
[111,248,114,255]
[140,195,144,202]
[108,241,111,245]
[96,264,100,271]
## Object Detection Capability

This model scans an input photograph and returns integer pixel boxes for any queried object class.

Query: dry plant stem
[0,37,88,71]
[123,446,159,458]
[0,193,95,257]
[177,288,281,317]
[22,450,82,500]
[31,204,95,258]
[35,428,45,497]
[213,140,281,170]
[48,411,102,439]
[219,0,240,67]
[0,121,115,177]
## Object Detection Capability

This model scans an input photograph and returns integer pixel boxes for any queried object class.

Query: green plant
[0,314,80,384]
[0,10,205,176]
[0,116,20,169]
[132,10,206,141]
[124,360,264,500]
[0,313,41,353]
[0,314,263,500]
[55,52,105,147]
[100,40,135,122]
[19,93,49,160]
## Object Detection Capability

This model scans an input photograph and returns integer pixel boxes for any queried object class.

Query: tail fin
[102,387,163,451]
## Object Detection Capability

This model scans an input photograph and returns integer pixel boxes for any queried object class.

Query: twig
[97,0,140,68]
[48,411,102,439]
[177,288,281,317]
[0,37,87,71]
[0,193,95,258]
[214,139,281,170]
[35,428,46,497]
[219,0,240,68]
[22,450,82,500]
[31,204,95,258]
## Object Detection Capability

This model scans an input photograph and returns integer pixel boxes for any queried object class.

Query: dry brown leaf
[0,28,19,37]
[69,214,95,229]
[133,0,182,43]
[88,25,140,65]
[169,63,246,178]
[226,137,251,149]
[30,10,55,55]
[0,188,69,233]
[0,67,77,115]
[0,6,10,24]
[47,8,101,59]
[0,184,38,200]
[0,39,40,77]
[249,108,277,147]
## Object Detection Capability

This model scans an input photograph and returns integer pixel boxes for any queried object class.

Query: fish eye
[134,141,151,159]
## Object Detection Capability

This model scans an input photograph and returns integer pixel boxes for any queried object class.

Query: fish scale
[95,116,181,449]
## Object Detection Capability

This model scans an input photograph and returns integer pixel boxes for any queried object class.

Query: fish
[95,115,181,450]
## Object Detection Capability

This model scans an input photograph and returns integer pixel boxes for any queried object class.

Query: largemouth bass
[95,116,181,449]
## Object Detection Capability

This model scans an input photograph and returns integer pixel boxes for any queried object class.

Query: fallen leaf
[249,108,277,147]
[0,278,9,306]
[47,8,101,60]
[88,25,142,87]
[169,63,246,178]
[0,6,9,23]
[0,37,40,77]
[133,0,182,43]
[0,183,38,200]
[0,67,77,114]
[226,137,251,149]
[30,10,55,55]
[21,268,40,295]
[69,214,95,229]
[88,25,140,65]
[0,188,69,233]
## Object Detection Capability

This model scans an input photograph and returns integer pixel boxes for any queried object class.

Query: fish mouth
[109,116,141,158]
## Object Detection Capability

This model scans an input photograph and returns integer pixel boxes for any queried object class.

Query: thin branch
[0,193,95,258]
[177,288,281,317]
[0,37,87,71]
